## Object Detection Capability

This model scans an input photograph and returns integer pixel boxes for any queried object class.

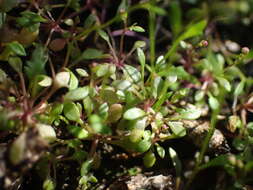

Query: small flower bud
[241,47,250,54]
[200,40,208,47]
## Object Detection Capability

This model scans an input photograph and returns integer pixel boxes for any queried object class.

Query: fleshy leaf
[64,87,89,101]
[123,107,146,120]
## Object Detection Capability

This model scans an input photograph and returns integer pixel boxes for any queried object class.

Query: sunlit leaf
[67,125,89,139]
[156,144,165,159]
[129,25,145,32]
[7,41,26,56]
[68,71,79,90]
[124,64,141,83]
[234,81,245,96]
[63,102,81,122]
[169,147,182,176]
[177,108,202,120]
[217,77,231,92]
[64,87,89,101]
[38,75,52,87]
[123,107,146,120]
[167,121,186,137]
[208,95,220,110]
[76,68,89,77]
[43,178,55,190]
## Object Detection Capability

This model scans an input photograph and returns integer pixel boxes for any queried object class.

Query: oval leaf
[64,87,89,101]
[123,107,146,120]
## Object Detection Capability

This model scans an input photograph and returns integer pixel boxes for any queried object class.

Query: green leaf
[143,151,156,168]
[51,103,64,116]
[0,68,7,82]
[76,68,89,77]
[217,77,231,92]
[141,4,166,15]
[169,1,182,36]
[234,81,245,96]
[107,104,123,123]
[164,20,207,59]
[124,64,141,83]
[80,159,93,176]
[195,90,205,101]
[129,25,145,32]
[228,115,241,133]
[156,144,165,159]
[98,102,109,120]
[80,48,104,60]
[134,41,146,49]
[95,63,114,77]
[113,80,132,91]
[68,71,79,90]
[9,132,27,165]
[83,96,94,116]
[7,41,26,56]
[25,44,48,80]
[181,20,207,40]
[129,128,144,143]
[64,87,89,101]
[89,114,111,134]
[137,48,146,82]
[208,95,220,110]
[84,14,96,28]
[17,11,46,32]
[177,108,202,120]
[123,107,146,120]
[199,155,230,170]
[38,75,52,87]
[167,121,186,137]
[43,178,55,190]
[8,57,23,73]
[17,11,46,26]
[152,76,164,99]
[169,147,182,176]
[67,125,89,139]
[63,102,81,122]
[100,87,118,104]
[97,29,110,42]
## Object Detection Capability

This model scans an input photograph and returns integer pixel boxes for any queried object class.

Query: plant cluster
[0,0,253,190]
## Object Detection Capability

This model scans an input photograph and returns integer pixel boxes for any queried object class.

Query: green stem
[185,108,220,189]
[148,0,156,69]
[74,3,151,41]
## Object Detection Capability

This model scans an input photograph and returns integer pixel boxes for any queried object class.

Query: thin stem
[148,0,156,69]
[88,138,99,159]
[119,21,127,58]
[74,3,150,41]
[32,86,57,112]
[18,72,28,110]
[61,41,72,69]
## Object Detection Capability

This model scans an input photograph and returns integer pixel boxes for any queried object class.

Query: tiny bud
[241,47,250,54]
[200,40,208,47]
